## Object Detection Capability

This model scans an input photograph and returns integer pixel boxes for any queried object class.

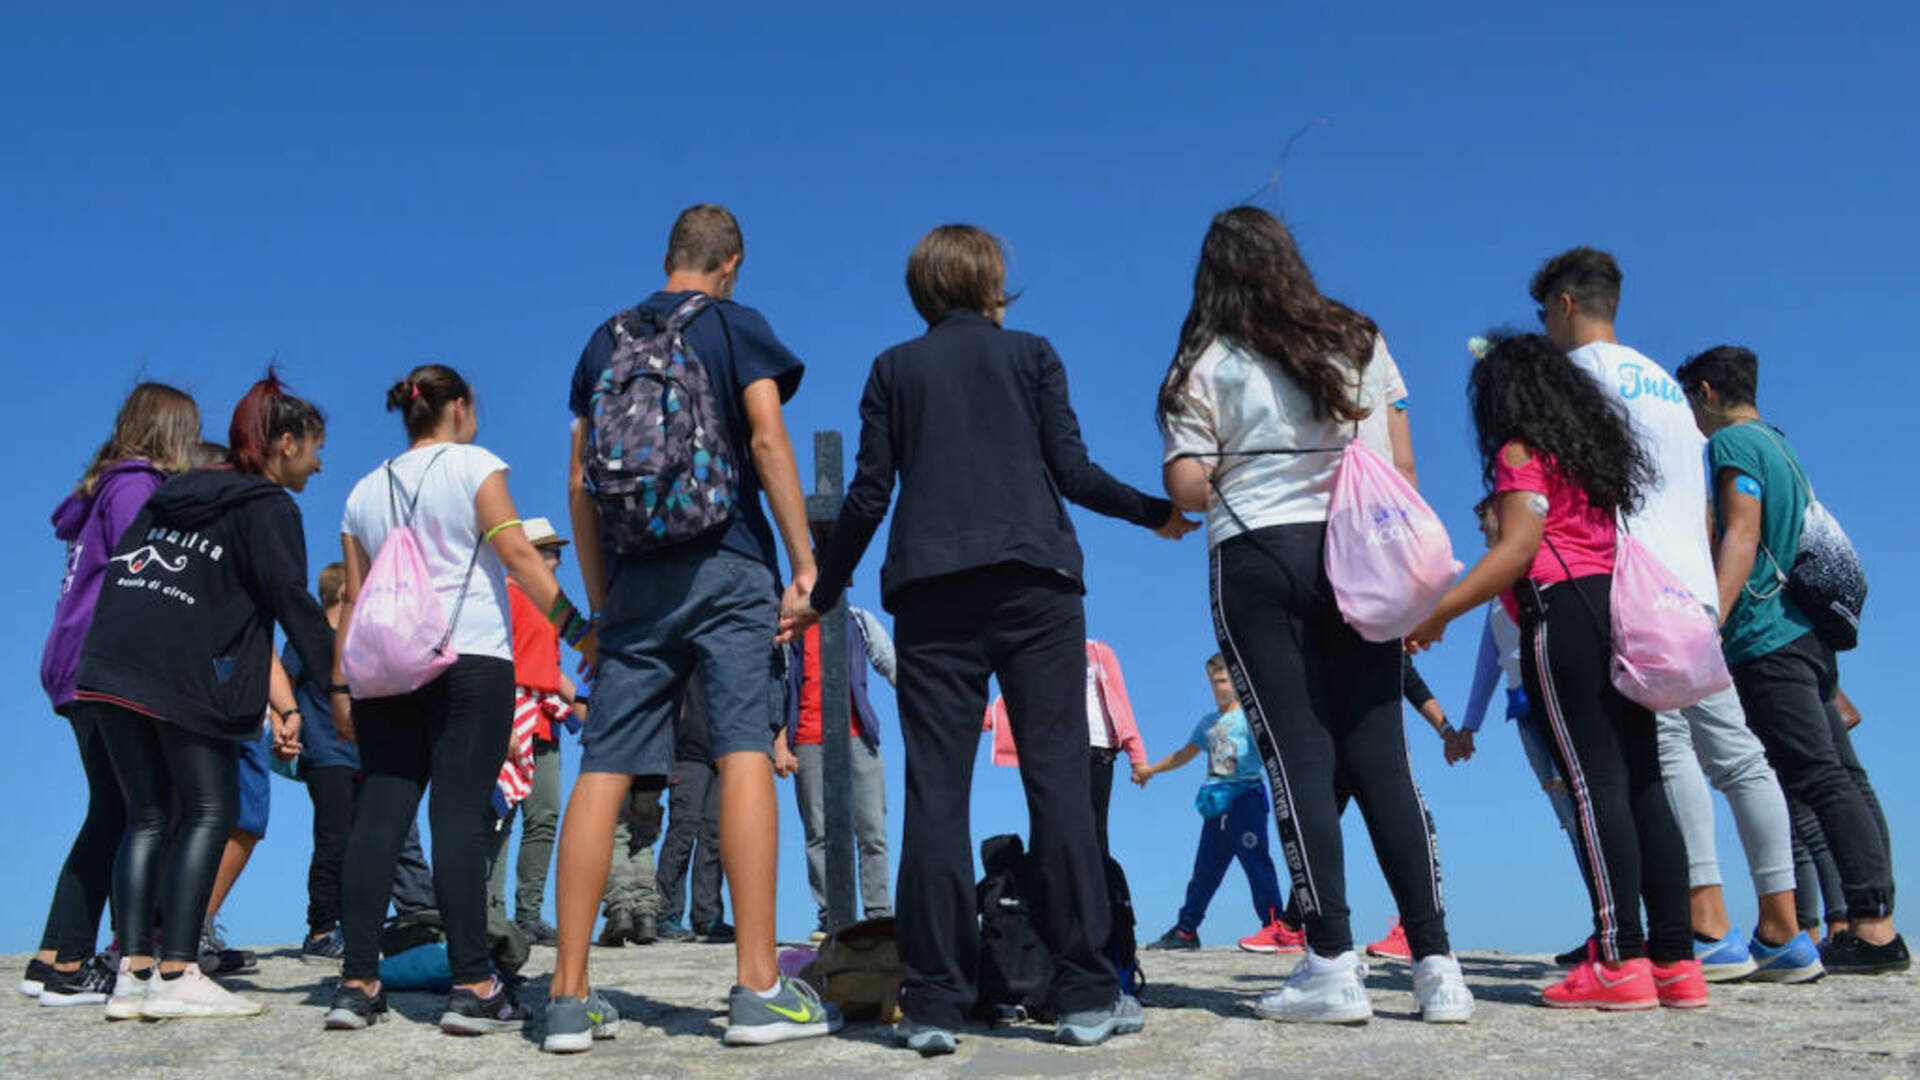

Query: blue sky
[3,3,1914,956]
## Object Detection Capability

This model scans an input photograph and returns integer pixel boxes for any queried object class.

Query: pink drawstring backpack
[1323,439,1461,642]
[341,451,475,698]
[1607,533,1731,712]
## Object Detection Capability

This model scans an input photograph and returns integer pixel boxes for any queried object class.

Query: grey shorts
[582,546,784,777]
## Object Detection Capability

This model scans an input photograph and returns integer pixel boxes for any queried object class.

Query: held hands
[774,742,800,779]
[1405,613,1448,653]
[1442,728,1475,766]
[271,711,303,761]
[1156,509,1201,541]
[776,573,822,645]
[1131,764,1154,788]
[330,692,356,745]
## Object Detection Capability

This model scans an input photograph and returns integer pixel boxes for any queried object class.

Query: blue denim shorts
[235,728,272,837]
[583,547,784,777]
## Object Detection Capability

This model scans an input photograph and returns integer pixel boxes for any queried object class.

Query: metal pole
[807,430,858,932]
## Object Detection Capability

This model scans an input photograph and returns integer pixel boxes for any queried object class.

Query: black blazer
[812,310,1171,613]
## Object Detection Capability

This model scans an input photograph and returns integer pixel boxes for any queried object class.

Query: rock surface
[5,944,1916,1079]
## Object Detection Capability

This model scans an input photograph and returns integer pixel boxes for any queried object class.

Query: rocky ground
[4,943,1916,1079]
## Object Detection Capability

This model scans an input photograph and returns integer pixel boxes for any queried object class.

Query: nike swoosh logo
[764,1000,818,1023]
[587,1011,603,1024]
[1654,974,1693,988]
[1593,967,1643,989]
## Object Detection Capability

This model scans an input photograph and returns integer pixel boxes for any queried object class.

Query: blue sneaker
[1748,931,1826,984]
[1694,928,1757,983]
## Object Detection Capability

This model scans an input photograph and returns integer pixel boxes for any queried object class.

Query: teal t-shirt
[1188,707,1264,788]
[1708,422,1817,667]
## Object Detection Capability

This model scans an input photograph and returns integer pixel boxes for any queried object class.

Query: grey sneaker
[722,976,843,1046]
[1055,994,1146,1047]
[893,1015,958,1057]
[543,988,621,1054]
[439,977,529,1035]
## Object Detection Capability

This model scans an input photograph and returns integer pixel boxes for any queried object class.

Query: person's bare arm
[743,378,818,616]
[331,533,372,743]
[1388,406,1418,489]
[1163,458,1212,515]
[1134,743,1202,786]
[568,419,609,615]
[476,471,596,669]
[268,654,302,759]
[1713,469,1763,626]
[1407,481,1542,650]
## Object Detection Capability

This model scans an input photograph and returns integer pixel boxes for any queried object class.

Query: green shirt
[1708,421,1816,667]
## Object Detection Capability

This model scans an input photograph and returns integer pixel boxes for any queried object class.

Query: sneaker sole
[18,980,45,997]
[1055,1014,1145,1047]
[1746,961,1825,984]
[1254,1001,1373,1024]
[37,992,109,1007]
[1541,995,1658,1011]
[440,1014,528,1035]
[1239,942,1305,955]
[1823,960,1913,976]
[722,1017,839,1046]
[1700,958,1758,982]
[1419,1000,1474,1023]
[142,1002,266,1018]
[324,1007,385,1030]
[1365,950,1412,963]
[897,1033,958,1057]
[541,1026,617,1054]
[1658,995,1711,1009]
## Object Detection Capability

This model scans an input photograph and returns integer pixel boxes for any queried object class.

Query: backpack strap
[666,292,714,333]
[384,446,455,527]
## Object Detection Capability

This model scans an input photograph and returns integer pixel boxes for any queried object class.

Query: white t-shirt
[1565,342,1718,605]
[340,443,514,662]
[1162,333,1406,546]
[1085,660,1113,749]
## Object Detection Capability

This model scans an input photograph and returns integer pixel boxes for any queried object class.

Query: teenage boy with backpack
[544,204,838,1052]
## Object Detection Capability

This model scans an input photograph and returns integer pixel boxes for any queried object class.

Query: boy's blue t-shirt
[568,292,806,577]
[1188,707,1263,787]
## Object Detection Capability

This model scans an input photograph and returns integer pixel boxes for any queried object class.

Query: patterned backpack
[585,294,738,554]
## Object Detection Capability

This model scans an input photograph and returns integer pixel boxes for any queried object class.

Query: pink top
[1493,444,1616,592]
[983,640,1147,768]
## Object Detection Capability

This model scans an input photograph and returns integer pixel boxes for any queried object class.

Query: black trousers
[97,704,239,964]
[38,707,127,961]
[1733,633,1894,920]
[1520,576,1690,965]
[1090,747,1117,864]
[340,656,514,983]
[304,765,357,935]
[893,563,1117,1029]
[1212,526,1450,960]
[656,757,724,927]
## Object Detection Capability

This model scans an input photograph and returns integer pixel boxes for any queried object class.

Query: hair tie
[409,381,420,401]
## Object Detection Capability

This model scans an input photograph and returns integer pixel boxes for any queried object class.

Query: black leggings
[1520,576,1690,965]
[339,656,514,984]
[305,765,357,936]
[97,704,239,964]
[38,707,127,962]
[1212,525,1450,960]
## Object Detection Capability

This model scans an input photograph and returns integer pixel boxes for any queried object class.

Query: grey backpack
[584,294,739,554]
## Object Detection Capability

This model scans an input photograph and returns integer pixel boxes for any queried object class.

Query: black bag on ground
[1103,854,1146,998]
[973,834,1056,1023]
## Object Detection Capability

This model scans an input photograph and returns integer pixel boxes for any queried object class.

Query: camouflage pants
[603,782,665,917]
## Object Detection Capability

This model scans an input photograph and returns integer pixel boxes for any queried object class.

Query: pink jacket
[983,640,1146,768]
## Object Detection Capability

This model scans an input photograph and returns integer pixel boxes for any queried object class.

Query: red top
[1493,444,1616,591]
[507,582,564,694]
[796,623,864,746]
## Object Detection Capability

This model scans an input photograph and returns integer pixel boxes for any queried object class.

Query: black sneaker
[440,978,529,1035]
[597,909,634,948]
[1145,927,1199,951]
[302,928,346,964]
[19,957,57,998]
[37,956,115,1007]
[199,919,257,975]
[324,982,390,1030]
[1819,932,1912,975]
[516,918,558,947]
[655,918,694,943]
[1554,939,1594,966]
[630,913,659,946]
[694,920,736,944]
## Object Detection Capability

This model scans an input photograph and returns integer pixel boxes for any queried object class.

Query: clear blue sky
[3,3,1914,955]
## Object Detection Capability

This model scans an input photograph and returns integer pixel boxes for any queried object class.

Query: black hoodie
[74,467,334,741]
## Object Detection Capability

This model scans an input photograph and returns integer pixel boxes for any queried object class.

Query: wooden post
[806,430,858,933]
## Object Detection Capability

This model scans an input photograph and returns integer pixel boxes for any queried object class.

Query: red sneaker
[1651,958,1709,1009]
[1364,919,1412,962]
[1542,958,1658,1010]
[1238,917,1306,955]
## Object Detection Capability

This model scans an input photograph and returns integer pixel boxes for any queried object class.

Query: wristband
[282,707,303,719]
[327,683,351,696]
[1438,722,1456,740]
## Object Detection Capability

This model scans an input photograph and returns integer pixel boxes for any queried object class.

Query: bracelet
[327,683,351,696]
[547,592,593,647]
[483,518,524,543]
[1438,722,1456,740]
[282,707,303,719]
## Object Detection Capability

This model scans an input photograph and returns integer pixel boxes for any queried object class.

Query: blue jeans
[1177,784,1284,932]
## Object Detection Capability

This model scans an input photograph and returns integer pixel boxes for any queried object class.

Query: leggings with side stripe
[1519,575,1691,965]
[1211,525,1450,960]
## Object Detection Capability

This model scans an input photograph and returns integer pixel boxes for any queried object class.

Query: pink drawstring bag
[1608,533,1731,712]
[341,453,468,698]
[1324,439,1461,642]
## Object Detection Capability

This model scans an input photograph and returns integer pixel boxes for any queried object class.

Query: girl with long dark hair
[1408,332,1703,1009]
[23,383,201,1007]
[75,372,334,1019]
[325,364,595,1036]
[1159,206,1471,1024]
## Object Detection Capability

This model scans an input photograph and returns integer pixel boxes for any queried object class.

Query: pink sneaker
[1651,958,1710,1009]
[1541,958,1658,1011]
[1364,919,1412,962]
[1238,918,1307,955]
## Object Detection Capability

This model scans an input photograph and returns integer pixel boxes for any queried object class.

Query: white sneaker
[140,964,264,1018]
[1255,949,1372,1023]
[1412,954,1474,1023]
[104,960,150,1021]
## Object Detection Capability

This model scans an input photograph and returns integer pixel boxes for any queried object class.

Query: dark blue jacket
[784,607,889,750]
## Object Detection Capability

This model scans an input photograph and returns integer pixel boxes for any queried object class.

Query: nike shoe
[37,955,114,1007]
[1746,931,1826,983]
[1255,950,1373,1024]
[1239,917,1307,955]
[1364,918,1412,962]
[142,964,265,1018]
[1541,957,1657,1011]
[1693,927,1757,982]
[1146,927,1200,951]
[1054,993,1146,1047]
[323,982,390,1030]
[1412,953,1474,1023]
[440,977,529,1035]
[1819,932,1912,976]
[1651,958,1709,1009]
[542,988,621,1054]
[104,960,151,1021]
[722,975,842,1046]
[19,957,56,998]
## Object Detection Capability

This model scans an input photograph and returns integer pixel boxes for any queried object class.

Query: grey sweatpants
[794,738,891,926]
[1656,684,1796,897]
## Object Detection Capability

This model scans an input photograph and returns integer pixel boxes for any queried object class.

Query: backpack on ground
[798,916,902,1023]
[341,448,478,698]
[974,834,1055,1023]
[1749,425,1867,652]
[1102,854,1146,999]
[584,295,739,554]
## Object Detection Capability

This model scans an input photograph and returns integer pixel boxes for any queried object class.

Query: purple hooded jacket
[41,459,166,712]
